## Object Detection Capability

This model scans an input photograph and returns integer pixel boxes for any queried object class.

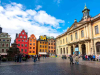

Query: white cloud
[35,5,42,10]
[0,2,64,43]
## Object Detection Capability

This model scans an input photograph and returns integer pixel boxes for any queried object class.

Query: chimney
[0,26,2,33]
[16,33,18,38]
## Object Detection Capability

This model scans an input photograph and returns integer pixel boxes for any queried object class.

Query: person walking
[93,55,95,61]
[0,54,1,64]
[17,54,19,63]
[75,55,79,65]
[99,55,100,62]
[19,54,22,63]
[38,55,40,61]
[70,55,73,65]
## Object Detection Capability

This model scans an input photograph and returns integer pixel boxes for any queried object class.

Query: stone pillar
[86,25,88,38]
[79,43,82,55]
[78,30,80,40]
[73,45,75,53]
[68,46,71,55]
[85,42,88,55]
[65,47,67,55]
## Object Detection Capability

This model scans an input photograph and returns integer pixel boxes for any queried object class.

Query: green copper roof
[84,4,87,9]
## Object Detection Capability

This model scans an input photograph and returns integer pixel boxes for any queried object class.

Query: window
[21,44,24,47]
[43,49,44,52]
[51,43,53,45]
[33,51,35,53]
[25,44,27,47]
[54,43,55,45]
[63,39,64,43]
[30,40,32,42]
[95,25,99,34]
[18,44,20,46]
[18,40,20,41]
[0,39,1,41]
[21,49,23,52]
[20,36,22,38]
[6,44,8,47]
[22,32,24,34]
[33,47,35,49]
[30,51,31,53]
[33,43,35,45]
[49,43,50,45]
[40,49,41,52]
[75,32,77,39]
[30,43,32,45]
[22,40,24,42]
[49,46,50,49]
[6,49,8,52]
[2,44,4,47]
[2,49,4,52]
[3,39,5,41]
[45,46,46,48]
[81,30,84,38]
[7,40,9,42]
[25,49,27,52]
[40,42,41,44]
[43,42,44,44]
[30,47,32,49]
[24,36,26,38]
[40,45,42,47]
[71,35,73,41]
[25,40,27,42]
[33,40,35,42]
[43,45,44,48]
[45,42,47,44]
[60,40,62,44]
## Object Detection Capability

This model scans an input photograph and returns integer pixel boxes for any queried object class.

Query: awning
[39,52,47,55]
[0,53,7,55]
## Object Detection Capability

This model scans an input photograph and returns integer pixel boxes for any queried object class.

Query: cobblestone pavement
[0,57,100,75]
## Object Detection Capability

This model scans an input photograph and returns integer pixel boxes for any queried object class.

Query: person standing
[17,54,19,63]
[14,54,17,62]
[38,55,40,61]
[0,54,1,64]
[75,55,79,65]
[34,55,36,63]
[70,55,73,65]
[93,55,95,61]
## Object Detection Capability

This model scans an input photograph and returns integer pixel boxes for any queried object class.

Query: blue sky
[0,0,100,43]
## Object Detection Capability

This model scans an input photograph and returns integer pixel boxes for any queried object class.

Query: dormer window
[24,36,26,38]
[73,25,77,29]
[20,36,22,38]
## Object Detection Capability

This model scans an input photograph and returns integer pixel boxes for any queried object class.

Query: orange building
[28,34,37,55]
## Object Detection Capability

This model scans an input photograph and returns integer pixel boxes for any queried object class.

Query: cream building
[56,5,100,56]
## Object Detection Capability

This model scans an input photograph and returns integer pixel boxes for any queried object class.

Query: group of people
[32,55,41,63]
[69,55,80,65]
[14,54,28,63]
[82,55,100,61]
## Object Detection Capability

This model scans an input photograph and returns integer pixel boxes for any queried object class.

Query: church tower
[82,4,90,20]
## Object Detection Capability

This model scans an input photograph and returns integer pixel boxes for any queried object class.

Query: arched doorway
[75,45,79,55]
[81,44,86,55]
[71,46,73,55]
[96,42,100,54]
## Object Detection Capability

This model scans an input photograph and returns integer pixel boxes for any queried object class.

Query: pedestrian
[17,54,19,62]
[45,55,46,58]
[19,54,22,63]
[34,55,36,63]
[0,54,1,64]
[38,55,40,61]
[14,54,17,62]
[93,55,95,61]
[70,55,73,65]
[75,55,79,65]
[99,55,100,62]
[90,55,93,61]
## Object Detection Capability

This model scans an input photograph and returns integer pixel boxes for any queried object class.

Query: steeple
[82,4,90,20]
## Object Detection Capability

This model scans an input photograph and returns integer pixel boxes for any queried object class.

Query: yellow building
[56,5,100,56]
[37,35,48,55]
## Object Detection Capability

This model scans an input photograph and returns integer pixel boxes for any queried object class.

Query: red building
[15,30,29,55]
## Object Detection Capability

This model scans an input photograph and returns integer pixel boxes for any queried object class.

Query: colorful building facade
[15,30,29,55]
[37,35,48,55]
[0,27,11,56]
[56,5,100,56]
[28,34,37,55]
[47,36,56,55]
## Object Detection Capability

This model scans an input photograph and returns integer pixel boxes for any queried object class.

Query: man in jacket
[70,55,73,65]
